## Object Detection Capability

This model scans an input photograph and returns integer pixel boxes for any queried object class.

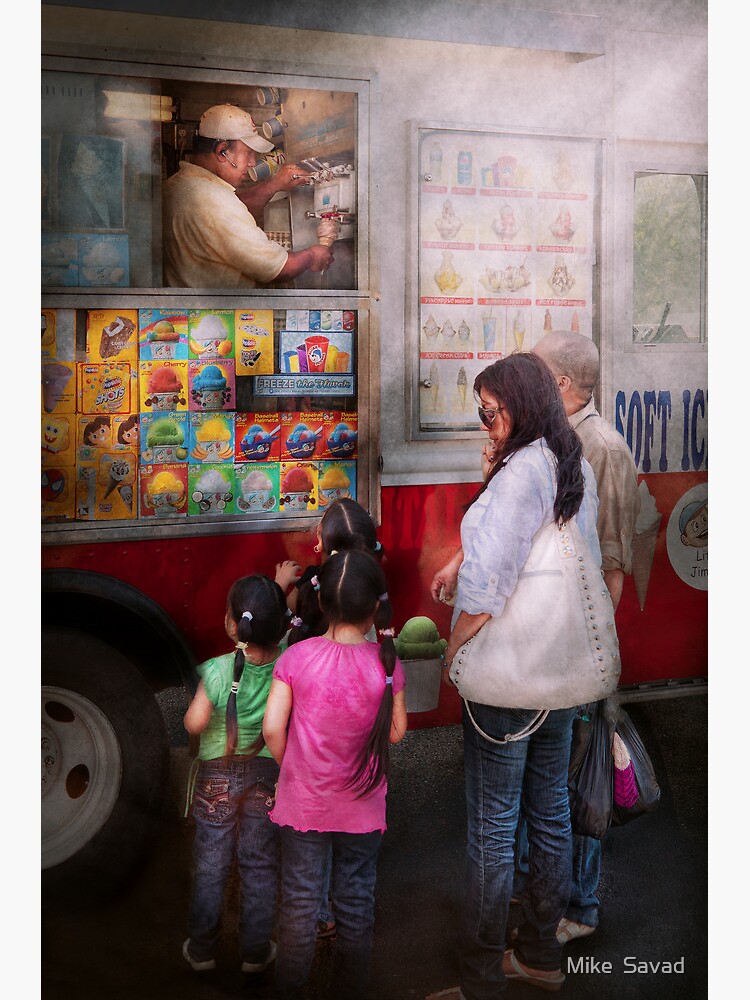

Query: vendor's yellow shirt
[163,161,288,288]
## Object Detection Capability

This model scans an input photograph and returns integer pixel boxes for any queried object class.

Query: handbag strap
[463,698,550,743]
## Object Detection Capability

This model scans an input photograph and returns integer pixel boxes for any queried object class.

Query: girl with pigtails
[182,574,289,977]
[263,550,408,1000]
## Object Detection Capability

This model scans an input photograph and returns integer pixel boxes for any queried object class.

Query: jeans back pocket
[194,776,232,821]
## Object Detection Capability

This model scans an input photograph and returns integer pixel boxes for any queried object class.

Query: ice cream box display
[76,413,140,461]
[140,412,189,464]
[188,360,235,411]
[139,360,189,412]
[189,412,235,463]
[78,234,129,287]
[138,310,189,361]
[285,309,349,333]
[235,413,281,462]
[41,361,77,414]
[41,308,76,362]
[279,461,319,512]
[42,414,76,468]
[139,463,189,518]
[318,461,356,507]
[41,234,79,286]
[188,464,236,516]
[279,331,353,373]
[280,411,326,462]
[79,362,134,414]
[86,310,139,363]
[322,411,358,459]
[188,310,235,361]
[235,309,274,376]
[42,466,76,520]
[76,451,138,521]
[234,462,280,514]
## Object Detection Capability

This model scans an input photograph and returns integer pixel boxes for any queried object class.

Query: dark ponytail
[224,575,287,757]
[316,550,396,796]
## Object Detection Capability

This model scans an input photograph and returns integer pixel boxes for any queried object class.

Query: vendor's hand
[308,244,334,272]
[273,163,311,192]
[275,559,302,591]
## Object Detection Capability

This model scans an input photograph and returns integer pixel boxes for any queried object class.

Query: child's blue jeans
[274,825,382,999]
[187,755,280,965]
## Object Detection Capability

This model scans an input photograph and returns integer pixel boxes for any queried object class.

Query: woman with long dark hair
[428,353,601,997]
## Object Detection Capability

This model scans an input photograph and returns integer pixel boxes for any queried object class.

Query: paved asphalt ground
[41,692,708,1000]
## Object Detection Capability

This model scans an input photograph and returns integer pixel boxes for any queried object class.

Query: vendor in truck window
[163,104,335,287]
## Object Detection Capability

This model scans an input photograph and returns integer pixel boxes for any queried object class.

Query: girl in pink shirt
[263,550,407,1000]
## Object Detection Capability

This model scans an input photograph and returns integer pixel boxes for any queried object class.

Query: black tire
[41,626,169,913]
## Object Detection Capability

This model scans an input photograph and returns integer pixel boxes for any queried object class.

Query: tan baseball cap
[197,104,275,154]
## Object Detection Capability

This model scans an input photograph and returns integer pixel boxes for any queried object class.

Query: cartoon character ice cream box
[42,414,76,468]
[323,411,358,459]
[76,451,138,521]
[140,412,189,464]
[75,413,139,460]
[235,462,280,514]
[41,361,77,414]
[188,464,236,516]
[235,413,281,463]
[280,411,325,462]
[235,309,274,375]
[42,466,75,520]
[317,461,356,507]
[140,463,188,518]
[279,461,318,512]
[139,309,189,361]
[188,309,235,361]
[189,360,235,411]
[189,412,235,464]
[139,360,189,412]
[279,331,353,374]
[78,362,134,414]
[86,309,138,363]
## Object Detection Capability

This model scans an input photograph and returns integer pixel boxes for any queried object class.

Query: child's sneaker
[241,939,277,974]
[182,938,216,971]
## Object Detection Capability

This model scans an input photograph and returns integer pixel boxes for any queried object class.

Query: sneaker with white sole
[556,917,596,944]
[182,938,216,971]
[241,939,277,974]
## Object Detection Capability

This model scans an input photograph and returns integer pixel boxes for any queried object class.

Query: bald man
[516,330,640,943]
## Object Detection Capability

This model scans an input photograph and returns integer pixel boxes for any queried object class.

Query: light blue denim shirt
[453,438,600,625]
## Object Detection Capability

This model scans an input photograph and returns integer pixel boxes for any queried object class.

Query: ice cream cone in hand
[317,217,340,247]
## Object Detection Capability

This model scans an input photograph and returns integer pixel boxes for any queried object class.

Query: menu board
[412,126,601,437]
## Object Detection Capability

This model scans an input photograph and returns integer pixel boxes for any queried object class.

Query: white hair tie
[235,641,248,651]
[242,611,253,621]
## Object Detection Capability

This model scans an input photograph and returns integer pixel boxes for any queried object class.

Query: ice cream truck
[40,1,707,906]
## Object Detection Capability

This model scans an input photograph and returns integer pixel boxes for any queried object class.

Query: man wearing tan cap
[163,104,334,287]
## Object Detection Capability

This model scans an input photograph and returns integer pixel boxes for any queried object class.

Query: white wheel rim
[41,686,123,869]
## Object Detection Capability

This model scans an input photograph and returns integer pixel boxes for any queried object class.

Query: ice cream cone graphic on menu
[631,481,662,611]
[457,367,467,410]
[429,363,440,410]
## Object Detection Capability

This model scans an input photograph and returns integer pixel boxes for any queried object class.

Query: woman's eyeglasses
[477,405,503,428]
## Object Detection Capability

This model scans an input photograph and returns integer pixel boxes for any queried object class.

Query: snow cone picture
[143,364,187,411]
[142,415,188,463]
[280,464,316,511]
[318,464,353,506]
[190,466,234,515]
[188,311,234,360]
[143,469,187,517]
[237,467,278,512]
[189,362,233,410]
[190,414,234,462]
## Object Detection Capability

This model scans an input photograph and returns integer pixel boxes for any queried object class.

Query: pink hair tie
[311,575,320,591]
[379,627,395,637]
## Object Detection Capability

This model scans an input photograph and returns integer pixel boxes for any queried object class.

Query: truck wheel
[41,626,169,912]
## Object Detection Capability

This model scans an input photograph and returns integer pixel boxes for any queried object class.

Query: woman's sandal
[503,949,565,992]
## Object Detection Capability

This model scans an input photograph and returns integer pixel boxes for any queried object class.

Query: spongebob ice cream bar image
[142,417,187,463]
[237,469,277,512]
[190,415,233,462]
[188,313,233,360]
[191,467,233,514]
[143,469,186,517]
[143,366,187,411]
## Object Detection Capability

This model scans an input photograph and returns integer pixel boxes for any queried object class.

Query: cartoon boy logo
[679,499,708,548]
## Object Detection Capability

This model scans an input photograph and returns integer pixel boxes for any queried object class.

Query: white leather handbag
[449,516,621,742]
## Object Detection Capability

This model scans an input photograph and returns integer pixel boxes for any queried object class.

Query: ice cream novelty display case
[41,55,373,539]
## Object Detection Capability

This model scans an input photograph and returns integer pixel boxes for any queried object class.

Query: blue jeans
[187,755,280,964]
[460,702,575,1000]
[274,825,382,1000]
[317,847,334,924]
[516,822,601,928]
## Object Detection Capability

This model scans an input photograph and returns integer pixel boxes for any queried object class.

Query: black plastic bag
[568,701,613,840]
[610,706,661,826]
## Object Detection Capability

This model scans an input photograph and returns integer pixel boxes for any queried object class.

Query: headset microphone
[221,149,238,168]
